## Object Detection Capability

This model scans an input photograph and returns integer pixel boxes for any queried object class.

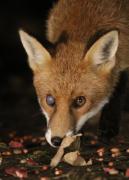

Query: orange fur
[19,0,129,145]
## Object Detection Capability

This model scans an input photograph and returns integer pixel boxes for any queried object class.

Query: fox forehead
[34,65,87,97]
[34,59,108,102]
[33,43,85,92]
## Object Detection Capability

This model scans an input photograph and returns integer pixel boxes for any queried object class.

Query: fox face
[19,30,119,147]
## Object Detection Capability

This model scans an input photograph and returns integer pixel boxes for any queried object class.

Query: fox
[19,0,129,147]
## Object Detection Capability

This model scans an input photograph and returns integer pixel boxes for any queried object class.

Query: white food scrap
[50,134,82,167]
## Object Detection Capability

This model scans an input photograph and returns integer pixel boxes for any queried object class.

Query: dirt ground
[0,75,129,180]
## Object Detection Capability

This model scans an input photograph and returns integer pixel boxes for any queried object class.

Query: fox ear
[85,30,119,71]
[19,30,51,71]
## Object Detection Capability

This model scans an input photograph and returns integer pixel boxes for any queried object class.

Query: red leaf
[15,169,28,178]
[125,168,129,177]
[5,167,28,178]
[5,167,17,176]
[26,159,38,166]
[9,141,23,148]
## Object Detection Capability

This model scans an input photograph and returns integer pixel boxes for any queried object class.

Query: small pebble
[23,149,28,154]
[41,141,47,146]
[40,177,49,180]
[86,168,92,172]
[42,165,49,171]
[97,158,103,162]
[126,149,129,153]
[9,131,16,138]
[110,148,120,157]
[32,138,37,143]
[34,170,39,174]
[111,153,120,158]
[104,167,118,175]
[20,159,27,164]
[23,135,32,141]
[90,140,97,145]
[2,151,12,156]
[97,148,104,157]
[39,136,46,141]
[108,162,114,167]
[33,150,44,156]
[0,157,2,165]
[54,169,63,175]
[13,149,22,155]
[109,168,119,175]
[110,148,120,153]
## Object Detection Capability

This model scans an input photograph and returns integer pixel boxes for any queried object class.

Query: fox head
[19,30,119,147]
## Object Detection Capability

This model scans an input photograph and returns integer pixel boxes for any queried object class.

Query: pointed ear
[19,30,52,71]
[85,30,119,71]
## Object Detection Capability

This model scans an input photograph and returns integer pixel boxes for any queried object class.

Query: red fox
[19,0,129,147]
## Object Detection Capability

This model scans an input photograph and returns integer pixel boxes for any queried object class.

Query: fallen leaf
[50,134,82,167]
[15,169,28,178]
[50,147,64,167]
[125,168,129,177]
[63,151,87,166]
[5,167,28,178]
[103,167,118,175]
[26,158,38,166]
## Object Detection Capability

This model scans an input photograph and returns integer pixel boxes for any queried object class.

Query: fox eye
[46,95,55,107]
[72,96,86,108]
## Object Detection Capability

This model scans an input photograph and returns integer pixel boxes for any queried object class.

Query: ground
[0,75,129,180]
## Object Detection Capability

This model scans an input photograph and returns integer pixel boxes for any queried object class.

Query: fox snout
[44,106,74,147]
[45,128,73,147]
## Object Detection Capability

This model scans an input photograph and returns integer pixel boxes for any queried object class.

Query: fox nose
[51,136,62,147]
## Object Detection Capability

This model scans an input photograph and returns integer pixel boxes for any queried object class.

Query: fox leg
[98,71,128,143]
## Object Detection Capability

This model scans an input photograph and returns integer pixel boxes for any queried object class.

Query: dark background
[0,0,58,136]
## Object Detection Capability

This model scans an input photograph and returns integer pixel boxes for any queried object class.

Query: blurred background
[0,0,58,136]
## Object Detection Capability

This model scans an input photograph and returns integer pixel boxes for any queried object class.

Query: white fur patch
[45,128,56,148]
[42,108,50,126]
[38,98,50,125]
[76,98,109,132]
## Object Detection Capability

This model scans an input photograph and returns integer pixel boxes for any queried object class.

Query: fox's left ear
[19,30,52,71]
[85,30,119,71]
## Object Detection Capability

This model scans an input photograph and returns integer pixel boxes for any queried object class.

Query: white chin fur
[76,98,109,132]
[45,128,56,148]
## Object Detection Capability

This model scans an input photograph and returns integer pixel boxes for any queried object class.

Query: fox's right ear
[85,30,119,72]
[19,30,52,71]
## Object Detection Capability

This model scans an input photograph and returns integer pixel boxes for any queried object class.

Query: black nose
[51,136,62,147]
